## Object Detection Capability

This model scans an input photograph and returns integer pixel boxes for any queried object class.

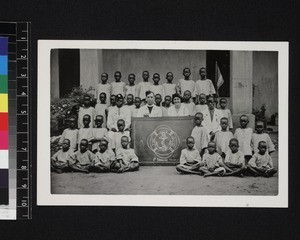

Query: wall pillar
[79,49,100,96]
[230,51,255,130]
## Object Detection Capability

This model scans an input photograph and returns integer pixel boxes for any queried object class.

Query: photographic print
[38,41,288,207]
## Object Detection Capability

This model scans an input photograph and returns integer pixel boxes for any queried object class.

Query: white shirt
[191,126,209,153]
[137,104,162,117]
[178,79,195,97]
[116,148,139,165]
[78,107,95,129]
[59,128,78,151]
[125,85,138,98]
[94,103,108,127]
[194,79,216,96]
[194,104,208,114]
[214,131,234,154]
[162,83,177,97]
[201,108,223,134]
[182,102,195,116]
[96,83,111,104]
[180,148,201,165]
[251,133,275,153]
[107,106,131,130]
[137,81,152,99]
[167,105,189,117]
[150,84,165,99]
[219,109,233,129]
[224,150,245,166]
[111,81,126,96]
[234,128,253,156]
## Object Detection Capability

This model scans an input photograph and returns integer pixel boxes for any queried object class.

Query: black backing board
[0,0,299,239]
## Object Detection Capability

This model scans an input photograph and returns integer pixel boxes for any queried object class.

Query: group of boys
[51,67,277,178]
[177,114,277,178]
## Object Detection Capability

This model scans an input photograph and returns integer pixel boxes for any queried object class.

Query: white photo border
[38,40,288,207]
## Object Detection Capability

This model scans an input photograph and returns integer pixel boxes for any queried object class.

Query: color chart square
[0,131,8,149]
[0,37,8,55]
[0,150,8,169]
[0,56,8,75]
[0,75,8,93]
[0,94,8,112]
[0,113,8,131]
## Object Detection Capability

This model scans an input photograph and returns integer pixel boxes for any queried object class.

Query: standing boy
[111,71,126,97]
[150,73,165,100]
[182,90,195,116]
[178,67,195,97]
[161,95,172,117]
[96,72,111,104]
[78,95,95,129]
[234,115,253,163]
[132,97,142,117]
[107,94,131,139]
[194,93,208,113]
[194,67,216,100]
[78,114,93,146]
[90,115,109,153]
[95,92,109,128]
[137,70,152,102]
[251,121,275,154]
[111,119,131,152]
[214,117,234,158]
[59,116,78,151]
[163,72,177,97]
[191,112,209,156]
[125,73,138,98]
[218,98,233,130]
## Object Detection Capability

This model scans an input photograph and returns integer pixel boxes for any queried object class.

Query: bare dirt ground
[51,145,278,196]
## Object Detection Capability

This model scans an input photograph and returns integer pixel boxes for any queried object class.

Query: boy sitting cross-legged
[176,136,203,175]
[51,139,74,173]
[200,141,226,178]
[93,138,116,172]
[223,138,247,177]
[247,141,277,177]
[111,136,139,173]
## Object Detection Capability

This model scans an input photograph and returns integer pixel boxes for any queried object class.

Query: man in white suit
[137,91,162,117]
[201,96,223,140]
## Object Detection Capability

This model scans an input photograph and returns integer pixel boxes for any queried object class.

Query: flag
[215,61,224,90]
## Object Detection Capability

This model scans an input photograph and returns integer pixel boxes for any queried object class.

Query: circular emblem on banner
[147,125,180,159]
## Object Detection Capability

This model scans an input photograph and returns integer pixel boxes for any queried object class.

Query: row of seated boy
[176,136,276,178]
[51,135,139,174]
[95,67,216,105]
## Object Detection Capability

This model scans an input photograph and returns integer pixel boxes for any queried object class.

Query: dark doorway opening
[58,49,80,98]
[206,50,230,97]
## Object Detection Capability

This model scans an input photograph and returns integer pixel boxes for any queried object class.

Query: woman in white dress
[167,93,189,117]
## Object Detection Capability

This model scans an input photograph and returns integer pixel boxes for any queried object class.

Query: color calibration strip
[0,37,9,206]
[0,22,31,220]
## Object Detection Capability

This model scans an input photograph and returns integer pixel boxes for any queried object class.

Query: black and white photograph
[38,41,288,207]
